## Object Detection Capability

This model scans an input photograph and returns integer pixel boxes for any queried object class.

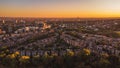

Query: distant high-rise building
[16,20,18,23]
[3,20,5,23]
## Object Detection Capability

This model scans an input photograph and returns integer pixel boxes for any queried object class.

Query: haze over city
[0,0,120,17]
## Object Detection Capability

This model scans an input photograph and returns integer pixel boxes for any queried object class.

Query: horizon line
[0,16,120,19]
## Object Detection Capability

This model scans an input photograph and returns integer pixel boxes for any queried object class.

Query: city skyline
[0,0,120,18]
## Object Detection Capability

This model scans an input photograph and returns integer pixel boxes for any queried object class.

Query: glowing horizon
[0,0,120,18]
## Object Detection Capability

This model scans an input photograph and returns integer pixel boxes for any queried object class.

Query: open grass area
[114,31,120,37]
[115,31,120,35]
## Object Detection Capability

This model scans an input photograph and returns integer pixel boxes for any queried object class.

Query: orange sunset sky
[0,0,120,18]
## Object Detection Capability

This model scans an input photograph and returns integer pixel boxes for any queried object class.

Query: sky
[0,0,120,18]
